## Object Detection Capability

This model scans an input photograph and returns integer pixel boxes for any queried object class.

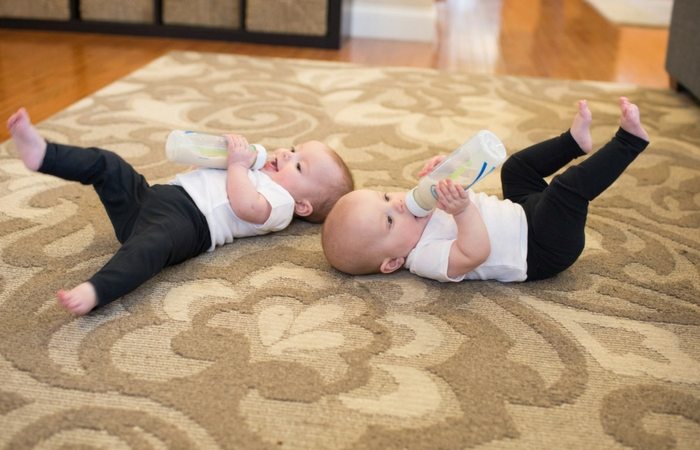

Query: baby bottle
[165,130,267,170]
[405,130,507,217]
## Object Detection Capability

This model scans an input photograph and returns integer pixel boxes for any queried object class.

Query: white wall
[349,0,436,42]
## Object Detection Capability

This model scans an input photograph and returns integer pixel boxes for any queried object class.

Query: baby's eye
[383,193,390,202]
[290,146,296,153]
[387,215,393,226]
[296,162,302,172]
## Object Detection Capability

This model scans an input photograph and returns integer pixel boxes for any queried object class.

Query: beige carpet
[585,0,674,27]
[1,51,699,449]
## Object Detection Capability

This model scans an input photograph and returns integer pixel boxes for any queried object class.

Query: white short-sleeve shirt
[171,168,294,251]
[405,191,528,282]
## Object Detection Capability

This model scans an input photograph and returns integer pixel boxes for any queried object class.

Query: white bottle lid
[405,188,432,217]
[249,144,267,170]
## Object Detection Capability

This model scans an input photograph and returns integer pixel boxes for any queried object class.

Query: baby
[322,98,649,283]
[8,108,354,315]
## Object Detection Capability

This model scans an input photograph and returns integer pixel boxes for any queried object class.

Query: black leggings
[500,128,648,280]
[40,143,211,306]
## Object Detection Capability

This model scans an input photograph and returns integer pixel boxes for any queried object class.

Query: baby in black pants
[322,98,649,282]
[7,109,354,315]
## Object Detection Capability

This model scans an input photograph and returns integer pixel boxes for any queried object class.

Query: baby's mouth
[265,158,279,172]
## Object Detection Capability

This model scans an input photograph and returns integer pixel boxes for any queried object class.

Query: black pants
[40,143,211,307]
[500,128,648,280]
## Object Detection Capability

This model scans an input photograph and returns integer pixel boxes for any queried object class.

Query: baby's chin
[414,210,434,222]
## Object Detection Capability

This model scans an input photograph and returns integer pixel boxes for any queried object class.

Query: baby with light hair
[8,108,354,315]
[322,98,649,283]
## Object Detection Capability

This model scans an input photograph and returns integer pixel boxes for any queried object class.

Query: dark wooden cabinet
[0,0,347,48]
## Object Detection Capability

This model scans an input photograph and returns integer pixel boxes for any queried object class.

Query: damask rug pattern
[1,52,699,449]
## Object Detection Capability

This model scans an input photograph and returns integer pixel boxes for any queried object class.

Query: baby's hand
[225,134,255,168]
[418,155,447,177]
[435,179,470,215]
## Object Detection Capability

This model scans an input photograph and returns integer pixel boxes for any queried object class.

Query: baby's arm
[435,179,491,279]
[225,134,272,224]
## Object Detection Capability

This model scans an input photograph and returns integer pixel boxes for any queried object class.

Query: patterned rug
[1,51,699,449]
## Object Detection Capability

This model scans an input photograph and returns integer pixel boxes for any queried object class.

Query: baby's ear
[294,199,313,217]
[380,256,404,274]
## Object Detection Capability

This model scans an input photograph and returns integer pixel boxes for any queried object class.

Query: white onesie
[171,168,294,251]
[405,190,528,282]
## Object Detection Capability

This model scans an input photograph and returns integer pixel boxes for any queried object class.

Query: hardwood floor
[0,0,669,141]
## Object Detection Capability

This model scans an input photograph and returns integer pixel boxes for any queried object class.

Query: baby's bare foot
[619,97,649,142]
[570,100,593,153]
[57,282,98,316]
[7,108,47,171]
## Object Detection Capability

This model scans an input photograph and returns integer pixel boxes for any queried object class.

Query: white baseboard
[349,2,436,42]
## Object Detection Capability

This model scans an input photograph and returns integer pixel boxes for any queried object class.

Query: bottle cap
[249,144,267,170]
[405,188,432,217]
[164,130,182,162]
[476,130,507,163]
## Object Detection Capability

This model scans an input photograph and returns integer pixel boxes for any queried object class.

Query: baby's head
[263,140,354,223]
[322,189,431,274]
